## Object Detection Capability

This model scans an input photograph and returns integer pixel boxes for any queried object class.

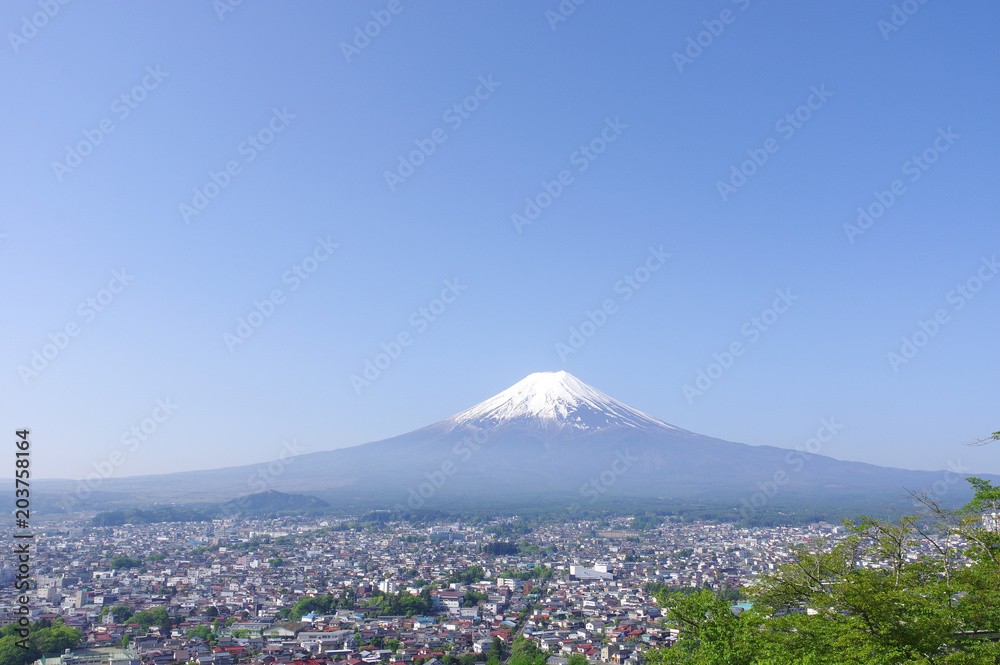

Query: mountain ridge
[30,371,997,516]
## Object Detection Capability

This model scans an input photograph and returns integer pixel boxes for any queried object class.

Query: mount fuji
[438,370,679,436]
[37,371,995,517]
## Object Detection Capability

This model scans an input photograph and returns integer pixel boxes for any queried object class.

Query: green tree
[110,555,143,569]
[188,625,214,642]
[647,476,1000,664]
[0,635,39,665]
[33,625,83,655]
[509,637,548,665]
[130,606,171,630]
[108,605,134,623]
[0,621,83,665]
[649,590,762,665]
[290,594,338,620]
[449,565,486,585]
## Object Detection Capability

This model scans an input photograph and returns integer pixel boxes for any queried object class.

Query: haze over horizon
[2,2,998,481]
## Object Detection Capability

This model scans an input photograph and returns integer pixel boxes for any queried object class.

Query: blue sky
[3,1,998,482]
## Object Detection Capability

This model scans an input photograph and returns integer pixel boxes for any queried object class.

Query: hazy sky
[3,1,998,482]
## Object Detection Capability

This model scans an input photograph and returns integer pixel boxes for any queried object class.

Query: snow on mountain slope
[437,370,680,434]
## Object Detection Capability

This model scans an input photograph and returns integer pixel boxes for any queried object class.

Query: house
[270,622,308,637]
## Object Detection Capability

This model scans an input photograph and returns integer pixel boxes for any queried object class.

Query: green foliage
[110,555,143,569]
[483,541,519,556]
[509,636,548,665]
[130,606,171,630]
[498,565,552,581]
[715,586,743,603]
[463,590,489,607]
[0,621,82,665]
[449,565,486,585]
[650,590,762,665]
[485,521,533,538]
[187,625,215,642]
[644,583,700,598]
[648,476,1000,664]
[369,589,433,617]
[567,654,589,665]
[216,490,329,518]
[108,605,134,623]
[290,594,338,620]
[630,514,662,531]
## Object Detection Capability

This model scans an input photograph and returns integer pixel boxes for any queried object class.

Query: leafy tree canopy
[648,476,1000,664]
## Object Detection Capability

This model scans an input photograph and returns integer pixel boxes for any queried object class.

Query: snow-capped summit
[438,370,678,435]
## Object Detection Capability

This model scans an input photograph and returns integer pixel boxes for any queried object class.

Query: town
[0,515,855,665]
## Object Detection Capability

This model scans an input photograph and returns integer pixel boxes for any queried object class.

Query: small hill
[213,490,329,516]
